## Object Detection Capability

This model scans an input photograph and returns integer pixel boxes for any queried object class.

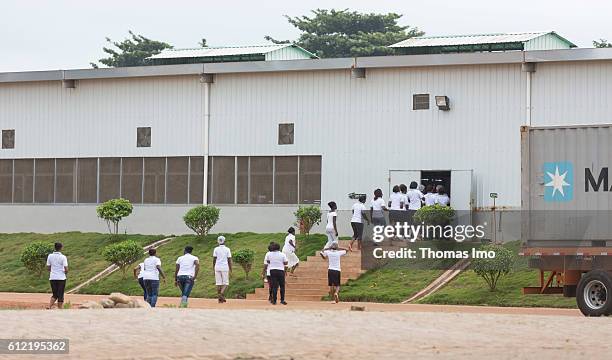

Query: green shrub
[102,240,142,278]
[471,244,515,291]
[413,204,455,226]
[20,241,55,277]
[233,248,255,279]
[183,205,220,238]
[96,198,134,236]
[294,206,322,236]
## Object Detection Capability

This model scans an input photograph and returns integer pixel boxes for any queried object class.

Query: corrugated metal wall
[524,34,571,51]
[265,46,312,61]
[531,61,612,126]
[210,64,528,209]
[0,75,205,158]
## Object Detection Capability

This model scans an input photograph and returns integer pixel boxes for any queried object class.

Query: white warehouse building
[0,44,611,238]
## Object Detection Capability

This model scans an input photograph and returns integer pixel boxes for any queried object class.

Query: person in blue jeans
[133,262,147,301]
[175,246,200,308]
[142,248,166,307]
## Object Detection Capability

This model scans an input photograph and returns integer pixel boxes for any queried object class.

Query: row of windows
[0,155,322,205]
[207,156,321,204]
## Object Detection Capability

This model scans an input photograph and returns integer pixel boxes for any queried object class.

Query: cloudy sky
[2,0,610,72]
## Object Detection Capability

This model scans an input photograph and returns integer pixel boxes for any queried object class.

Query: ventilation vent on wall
[413,94,430,110]
[2,129,15,149]
[278,123,294,145]
[137,127,151,147]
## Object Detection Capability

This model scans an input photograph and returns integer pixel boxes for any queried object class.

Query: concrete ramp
[402,258,471,303]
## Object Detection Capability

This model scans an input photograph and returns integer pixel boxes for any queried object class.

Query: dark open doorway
[421,170,451,197]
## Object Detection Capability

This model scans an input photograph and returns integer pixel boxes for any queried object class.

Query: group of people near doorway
[321,183,451,252]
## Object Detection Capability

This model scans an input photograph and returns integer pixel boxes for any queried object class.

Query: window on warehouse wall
[249,156,274,204]
[0,159,13,203]
[143,157,166,204]
[55,158,77,203]
[274,156,298,204]
[209,156,235,204]
[121,158,143,204]
[166,157,189,204]
[13,159,33,203]
[77,158,98,203]
[189,156,204,204]
[99,158,120,202]
[299,156,322,204]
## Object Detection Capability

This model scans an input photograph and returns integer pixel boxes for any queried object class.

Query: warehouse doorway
[388,169,473,211]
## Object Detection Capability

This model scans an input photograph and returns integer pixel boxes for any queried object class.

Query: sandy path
[0,292,579,316]
[0,307,610,360]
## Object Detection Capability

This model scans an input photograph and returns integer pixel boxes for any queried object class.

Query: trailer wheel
[576,270,612,317]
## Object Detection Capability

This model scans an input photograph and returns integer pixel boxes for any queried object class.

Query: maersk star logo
[543,162,573,202]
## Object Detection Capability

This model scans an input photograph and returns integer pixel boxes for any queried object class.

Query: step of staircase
[247,241,363,301]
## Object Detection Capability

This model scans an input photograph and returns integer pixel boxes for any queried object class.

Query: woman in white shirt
[423,184,436,206]
[324,201,339,250]
[370,188,388,226]
[435,185,451,206]
[406,181,424,211]
[349,195,369,251]
[282,227,300,275]
[263,242,289,305]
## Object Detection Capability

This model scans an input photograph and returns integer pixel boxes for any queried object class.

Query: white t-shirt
[283,233,296,253]
[435,194,450,206]
[323,250,347,271]
[350,202,366,223]
[371,197,386,217]
[265,251,288,271]
[407,189,424,210]
[176,253,199,277]
[142,256,162,281]
[326,211,337,230]
[46,252,68,280]
[389,192,404,210]
[423,193,436,206]
[213,245,232,271]
[137,262,145,279]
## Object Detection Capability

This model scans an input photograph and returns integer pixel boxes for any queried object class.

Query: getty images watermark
[366,222,497,263]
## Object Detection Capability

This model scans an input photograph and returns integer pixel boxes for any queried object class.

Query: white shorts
[215,271,229,286]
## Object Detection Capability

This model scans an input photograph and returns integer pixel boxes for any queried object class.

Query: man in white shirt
[142,248,166,307]
[320,243,348,304]
[213,236,232,303]
[175,246,200,307]
[263,242,288,305]
[46,242,68,310]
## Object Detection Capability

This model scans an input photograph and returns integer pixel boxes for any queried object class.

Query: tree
[91,31,172,68]
[183,205,220,238]
[294,206,322,236]
[472,244,514,291]
[265,9,424,58]
[20,242,54,277]
[96,198,134,237]
[593,39,612,48]
[233,249,255,279]
[102,241,142,278]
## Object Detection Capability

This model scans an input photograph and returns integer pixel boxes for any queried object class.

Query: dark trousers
[50,280,66,302]
[269,269,285,303]
[144,279,160,307]
[266,275,273,301]
[138,278,147,301]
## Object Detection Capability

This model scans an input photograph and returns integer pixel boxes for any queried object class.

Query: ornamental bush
[20,241,55,277]
[233,248,255,279]
[471,244,515,291]
[102,240,142,278]
[413,204,455,227]
[183,205,220,238]
[96,198,134,236]
[294,206,322,236]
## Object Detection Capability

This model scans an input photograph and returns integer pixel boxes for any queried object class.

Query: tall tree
[593,39,612,48]
[91,31,172,68]
[265,9,423,58]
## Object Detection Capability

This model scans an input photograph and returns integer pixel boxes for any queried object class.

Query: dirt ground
[1,306,610,360]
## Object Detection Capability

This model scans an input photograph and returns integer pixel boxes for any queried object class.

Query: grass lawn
[0,232,165,293]
[339,269,442,303]
[418,241,577,308]
[79,233,327,299]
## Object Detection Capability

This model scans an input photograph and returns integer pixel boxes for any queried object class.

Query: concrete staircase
[246,240,364,301]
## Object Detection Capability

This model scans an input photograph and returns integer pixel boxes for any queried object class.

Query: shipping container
[520,124,612,316]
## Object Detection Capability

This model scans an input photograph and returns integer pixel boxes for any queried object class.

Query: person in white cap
[212,235,232,303]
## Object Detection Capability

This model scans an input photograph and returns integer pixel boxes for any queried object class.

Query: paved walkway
[1,306,609,359]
